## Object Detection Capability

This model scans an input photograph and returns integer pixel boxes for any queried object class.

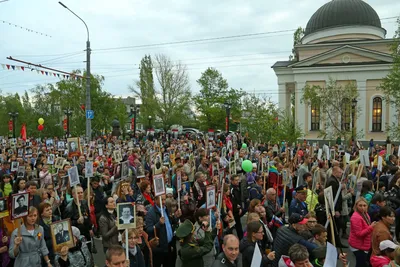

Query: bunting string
[0,63,82,80]
[1,20,52,38]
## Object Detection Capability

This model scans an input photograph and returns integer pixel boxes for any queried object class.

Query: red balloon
[38,124,44,131]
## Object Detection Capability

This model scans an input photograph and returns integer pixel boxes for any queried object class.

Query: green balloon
[242,143,247,148]
[242,160,253,173]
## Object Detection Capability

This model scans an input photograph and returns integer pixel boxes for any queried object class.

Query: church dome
[304,0,383,36]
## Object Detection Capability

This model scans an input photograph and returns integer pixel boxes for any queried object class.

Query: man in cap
[176,219,214,267]
[289,185,308,217]
[272,213,317,267]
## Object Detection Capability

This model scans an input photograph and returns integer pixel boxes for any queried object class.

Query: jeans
[353,250,369,267]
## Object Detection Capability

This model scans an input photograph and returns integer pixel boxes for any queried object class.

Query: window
[372,97,382,132]
[341,99,351,131]
[311,104,320,131]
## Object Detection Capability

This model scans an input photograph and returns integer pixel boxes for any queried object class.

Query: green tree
[194,68,245,131]
[302,78,360,141]
[289,27,304,61]
[276,110,303,144]
[381,18,400,140]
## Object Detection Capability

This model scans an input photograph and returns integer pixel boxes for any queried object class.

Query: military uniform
[289,185,308,216]
[177,220,214,267]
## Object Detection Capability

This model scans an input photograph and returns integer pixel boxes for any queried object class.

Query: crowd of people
[0,133,399,267]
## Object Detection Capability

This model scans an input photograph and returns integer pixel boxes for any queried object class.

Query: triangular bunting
[53,73,56,77]
[37,70,40,74]
[11,65,15,70]
[57,74,60,78]
[1,64,5,69]
[16,66,21,70]
[45,71,48,75]
[6,65,10,70]
[41,70,44,75]
[66,75,69,79]
[21,66,24,71]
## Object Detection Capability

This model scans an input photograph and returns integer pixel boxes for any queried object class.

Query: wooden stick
[159,196,164,217]
[125,230,129,260]
[153,226,157,239]
[74,186,82,218]
[17,218,21,237]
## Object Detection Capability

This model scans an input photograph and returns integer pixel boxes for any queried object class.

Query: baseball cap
[379,240,398,251]
[289,213,308,225]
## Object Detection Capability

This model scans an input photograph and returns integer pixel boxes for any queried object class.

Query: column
[356,80,367,136]
[296,82,306,134]
[278,83,289,111]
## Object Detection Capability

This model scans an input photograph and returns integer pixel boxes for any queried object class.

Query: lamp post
[64,109,72,137]
[130,104,139,137]
[351,98,358,139]
[224,102,232,135]
[148,116,152,130]
[8,112,18,138]
[59,1,91,141]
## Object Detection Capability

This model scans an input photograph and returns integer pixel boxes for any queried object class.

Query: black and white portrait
[0,198,6,212]
[85,161,94,178]
[11,192,29,219]
[57,141,65,150]
[113,150,122,163]
[153,174,165,197]
[121,161,129,179]
[54,221,71,244]
[17,148,23,158]
[113,163,122,180]
[50,219,74,252]
[136,162,145,178]
[117,203,136,230]
[68,166,80,187]
[17,166,25,178]
[154,153,162,175]
[67,137,80,158]
[46,139,54,147]
[11,161,19,172]
[206,185,216,209]
[47,154,55,165]
[55,157,65,169]
[25,147,32,157]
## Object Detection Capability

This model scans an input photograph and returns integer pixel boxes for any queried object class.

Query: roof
[271,61,292,68]
[304,0,382,36]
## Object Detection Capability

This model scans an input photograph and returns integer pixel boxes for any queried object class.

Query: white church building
[272,0,395,142]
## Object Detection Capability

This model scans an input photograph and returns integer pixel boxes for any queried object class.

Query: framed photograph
[46,139,54,147]
[117,203,136,230]
[176,171,182,192]
[25,147,33,158]
[229,161,236,175]
[206,185,216,210]
[324,186,335,217]
[54,157,65,169]
[261,157,268,174]
[11,192,29,219]
[68,166,80,187]
[153,174,165,197]
[57,141,65,150]
[153,153,163,175]
[11,161,19,172]
[17,148,24,158]
[85,161,94,178]
[136,162,145,178]
[113,163,122,180]
[17,166,25,178]
[47,154,55,165]
[227,140,232,154]
[0,198,8,219]
[121,161,129,179]
[61,175,69,190]
[113,150,123,163]
[282,169,290,185]
[67,137,81,158]
[50,219,74,252]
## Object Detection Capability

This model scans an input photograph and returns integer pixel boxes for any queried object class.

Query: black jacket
[211,252,243,267]
[145,205,178,253]
[230,184,242,217]
[128,245,145,267]
[325,175,342,212]
[239,238,271,267]
[63,200,93,240]
[272,226,303,267]
[38,215,60,263]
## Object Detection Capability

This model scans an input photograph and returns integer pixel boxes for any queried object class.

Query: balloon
[38,118,44,125]
[38,124,44,131]
[242,160,253,173]
[242,143,247,148]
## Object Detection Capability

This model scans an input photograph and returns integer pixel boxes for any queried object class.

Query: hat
[288,213,308,225]
[166,187,173,196]
[379,240,398,251]
[252,163,257,168]
[295,184,308,193]
[71,226,81,238]
[176,219,195,238]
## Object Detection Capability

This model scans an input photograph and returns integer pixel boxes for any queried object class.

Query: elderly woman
[9,207,52,267]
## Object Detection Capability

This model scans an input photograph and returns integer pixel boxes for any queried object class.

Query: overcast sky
[0,0,399,104]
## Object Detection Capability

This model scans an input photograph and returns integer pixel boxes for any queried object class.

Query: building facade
[272,0,395,141]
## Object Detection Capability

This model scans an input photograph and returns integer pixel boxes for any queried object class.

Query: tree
[380,18,400,140]
[302,78,360,141]
[194,68,245,131]
[241,94,303,143]
[289,27,304,61]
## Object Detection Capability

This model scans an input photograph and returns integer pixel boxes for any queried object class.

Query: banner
[1,63,82,80]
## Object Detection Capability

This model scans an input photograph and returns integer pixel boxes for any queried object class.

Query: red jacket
[348,211,374,251]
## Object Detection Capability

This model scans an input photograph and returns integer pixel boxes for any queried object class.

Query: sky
[0,0,399,104]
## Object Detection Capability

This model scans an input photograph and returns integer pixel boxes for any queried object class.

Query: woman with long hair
[348,197,377,267]
[135,181,154,215]
[0,174,13,197]
[239,220,275,267]
[115,182,135,203]
[38,202,60,266]
[98,196,119,253]
[8,207,52,267]
[361,180,374,204]
[12,177,26,194]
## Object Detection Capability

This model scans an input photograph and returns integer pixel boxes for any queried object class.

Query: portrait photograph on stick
[68,166,80,188]
[206,185,216,210]
[11,192,29,220]
[67,137,81,158]
[50,219,75,252]
[54,157,65,169]
[121,161,129,179]
[117,203,136,229]
[153,174,165,197]
[0,198,8,219]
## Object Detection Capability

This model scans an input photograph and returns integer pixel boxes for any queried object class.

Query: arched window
[372,97,382,132]
[341,98,351,131]
[311,104,320,131]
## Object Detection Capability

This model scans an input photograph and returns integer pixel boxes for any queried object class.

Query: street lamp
[59,1,91,141]
[8,112,18,138]
[64,109,73,137]
[224,102,232,135]
[148,115,152,129]
[130,104,139,137]
[351,98,358,139]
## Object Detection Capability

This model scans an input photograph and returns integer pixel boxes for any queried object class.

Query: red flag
[20,123,27,141]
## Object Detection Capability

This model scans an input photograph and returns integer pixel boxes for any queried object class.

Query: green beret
[176,219,194,238]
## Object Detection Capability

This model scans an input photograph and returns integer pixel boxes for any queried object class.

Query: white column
[296,82,306,133]
[356,80,367,136]
[278,83,289,111]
